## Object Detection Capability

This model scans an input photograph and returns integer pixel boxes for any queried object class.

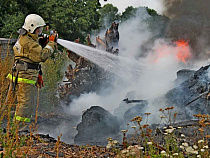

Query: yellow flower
[121,130,128,133]
[145,112,151,115]
[107,137,112,141]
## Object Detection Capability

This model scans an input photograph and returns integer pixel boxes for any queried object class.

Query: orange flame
[175,40,191,64]
[154,40,191,64]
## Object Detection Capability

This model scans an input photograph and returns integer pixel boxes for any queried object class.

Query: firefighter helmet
[22,14,46,33]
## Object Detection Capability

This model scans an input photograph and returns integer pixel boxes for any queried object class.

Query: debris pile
[74,106,120,145]
[58,35,113,103]
[165,65,210,118]
[114,65,210,124]
[96,22,119,55]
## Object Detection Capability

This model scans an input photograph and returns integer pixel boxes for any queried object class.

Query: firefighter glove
[49,35,57,43]
[39,34,49,47]
[37,74,44,88]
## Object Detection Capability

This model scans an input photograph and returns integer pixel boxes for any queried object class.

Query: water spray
[57,39,144,81]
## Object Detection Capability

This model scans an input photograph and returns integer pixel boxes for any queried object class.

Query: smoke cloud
[100,0,164,14]
[54,4,210,144]
[65,7,194,119]
[162,0,210,59]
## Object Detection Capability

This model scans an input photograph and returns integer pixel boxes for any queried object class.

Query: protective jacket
[7,32,55,130]
[14,32,55,63]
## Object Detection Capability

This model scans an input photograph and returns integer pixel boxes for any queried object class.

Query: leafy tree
[0,12,25,38]
[99,4,120,28]
[37,0,101,42]
[0,1,23,38]
[146,7,158,16]
[121,6,137,22]
[0,0,101,42]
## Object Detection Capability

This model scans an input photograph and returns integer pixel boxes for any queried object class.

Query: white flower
[173,153,179,156]
[164,133,168,135]
[161,151,168,156]
[198,140,204,143]
[182,142,188,147]
[113,140,119,144]
[121,149,129,154]
[193,145,198,149]
[138,147,144,150]
[203,145,209,149]
[201,149,205,152]
[197,155,201,158]
[147,142,152,145]
[131,152,136,155]
[186,146,194,153]
[180,145,185,149]
[181,134,185,137]
[177,127,183,129]
[106,144,111,149]
[163,127,167,129]
[165,128,175,134]
[132,126,137,129]
[169,126,173,129]
[193,151,198,154]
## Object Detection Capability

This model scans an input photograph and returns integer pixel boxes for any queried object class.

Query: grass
[0,46,67,157]
[112,107,210,158]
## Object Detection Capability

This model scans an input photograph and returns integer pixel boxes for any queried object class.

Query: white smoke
[63,7,194,119]
[100,0,164,14]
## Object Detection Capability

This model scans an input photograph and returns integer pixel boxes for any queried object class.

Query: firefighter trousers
[15,81,36,131]
[6,69,38,131]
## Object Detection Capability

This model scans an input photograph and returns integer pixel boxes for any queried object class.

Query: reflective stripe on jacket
[7,73,36,85]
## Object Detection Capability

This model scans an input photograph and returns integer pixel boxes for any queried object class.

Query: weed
[116,107,210,157]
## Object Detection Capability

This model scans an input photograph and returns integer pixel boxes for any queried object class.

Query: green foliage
[0,0,160,40]
[121,6,137,22]
[0,0,101,41]
[0,12,25,38]
[98,4,120,27]
[146,7,158,16]
[39,51,68,112]
[0,1,22,38]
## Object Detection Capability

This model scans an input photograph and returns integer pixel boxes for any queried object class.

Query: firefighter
[6,14,57,131]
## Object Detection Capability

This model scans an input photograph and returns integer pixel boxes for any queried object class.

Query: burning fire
[175,40,191,64]
[154,40,191,64]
